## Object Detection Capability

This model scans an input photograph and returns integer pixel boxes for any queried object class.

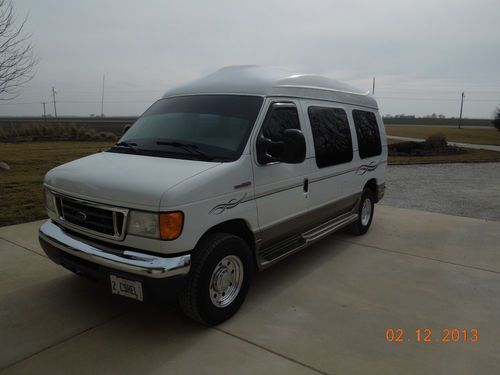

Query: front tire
[178,233,253,325]
[350,188,375,235]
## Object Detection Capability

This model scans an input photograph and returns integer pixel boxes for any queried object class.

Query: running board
[259,235,305,264]
[302,213,358,243]
[258,213,358,269]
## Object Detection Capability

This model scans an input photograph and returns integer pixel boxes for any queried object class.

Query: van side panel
[299,99,357,223]
[341,105,386,198]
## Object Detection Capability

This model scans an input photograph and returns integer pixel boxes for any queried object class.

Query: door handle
[303,178,309,193]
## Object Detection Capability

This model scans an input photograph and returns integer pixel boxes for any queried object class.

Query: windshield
[109,95,263,162]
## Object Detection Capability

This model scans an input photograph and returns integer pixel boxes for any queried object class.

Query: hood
[44,151,220,210]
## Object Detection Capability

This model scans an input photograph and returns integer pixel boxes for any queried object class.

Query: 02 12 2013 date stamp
[385,328,478,343]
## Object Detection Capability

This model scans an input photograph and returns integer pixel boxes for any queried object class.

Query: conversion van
[39,66,387,324]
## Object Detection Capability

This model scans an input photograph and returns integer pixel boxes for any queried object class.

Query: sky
[1,0,500,118]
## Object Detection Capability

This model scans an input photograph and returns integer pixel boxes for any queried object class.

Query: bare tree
[0,0,38,100]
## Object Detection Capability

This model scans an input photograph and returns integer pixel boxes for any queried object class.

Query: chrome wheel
[209,255,244,308]
[360,197,372,226]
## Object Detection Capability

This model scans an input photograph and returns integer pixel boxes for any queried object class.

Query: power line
[377,97,500,102]
[0,99,154,105]
[0,96,498,106]
[0,101,42,105]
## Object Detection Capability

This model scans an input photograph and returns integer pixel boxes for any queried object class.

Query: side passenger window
[257,103,300,164]
[352,110,382,159]
[308,106,353,168]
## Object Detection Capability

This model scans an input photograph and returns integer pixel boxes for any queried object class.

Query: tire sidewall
[197,235,253,325]
[357,189,375,234]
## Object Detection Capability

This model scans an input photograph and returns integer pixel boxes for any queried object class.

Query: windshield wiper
[112,141,139,153]
[156,141,213,161]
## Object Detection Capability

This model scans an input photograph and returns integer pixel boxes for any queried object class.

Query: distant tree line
[385,113,449,119]
[493,108,500,131]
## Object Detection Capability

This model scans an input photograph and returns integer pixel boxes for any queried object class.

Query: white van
[39,66,387,324]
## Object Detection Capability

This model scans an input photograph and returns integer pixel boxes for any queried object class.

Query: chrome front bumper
[39,220,191,279]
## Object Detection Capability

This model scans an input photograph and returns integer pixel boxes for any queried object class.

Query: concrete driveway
[0,206,499,374]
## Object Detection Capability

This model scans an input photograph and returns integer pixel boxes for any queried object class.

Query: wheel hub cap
[209,255,244,308]
[213,268,231,292]
[361,198,372,226]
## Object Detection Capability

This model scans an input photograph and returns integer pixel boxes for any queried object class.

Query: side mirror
[281,129,306,164]
[257,129,306,164]
[122,124,131,135]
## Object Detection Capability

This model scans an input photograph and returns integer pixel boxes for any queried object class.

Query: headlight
[127,210,184,240]
[45,189,56,212]
[127,211,160,238]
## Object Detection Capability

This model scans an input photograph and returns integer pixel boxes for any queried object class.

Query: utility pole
[42,102,47,121]
[372,77,376,95]
[51,87,58,118]
[458,92,465,129]
[100,74,105,117]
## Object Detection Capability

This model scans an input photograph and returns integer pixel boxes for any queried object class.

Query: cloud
[4,0,500,117]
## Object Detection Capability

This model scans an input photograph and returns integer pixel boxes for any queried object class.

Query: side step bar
[258,213,358,269]
[302,213,358,243]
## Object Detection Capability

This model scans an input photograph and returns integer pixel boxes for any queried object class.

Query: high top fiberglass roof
[163,65,378,109]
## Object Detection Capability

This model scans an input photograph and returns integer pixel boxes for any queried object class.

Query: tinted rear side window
[352,110,381,159]
[308,106,353,168]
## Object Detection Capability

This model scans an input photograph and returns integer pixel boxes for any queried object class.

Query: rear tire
[178,233,253,325]
[350,188,375,235]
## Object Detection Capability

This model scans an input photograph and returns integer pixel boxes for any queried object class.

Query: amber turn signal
[159,212,184,240]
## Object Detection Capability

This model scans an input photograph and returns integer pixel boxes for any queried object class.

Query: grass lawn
[385,126,500,146]
[0,141,113,227]
[1,140,499,227]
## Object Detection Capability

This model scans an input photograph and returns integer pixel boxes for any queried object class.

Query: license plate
[110,275,143,301]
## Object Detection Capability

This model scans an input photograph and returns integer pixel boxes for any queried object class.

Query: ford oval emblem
[75,211,87,221]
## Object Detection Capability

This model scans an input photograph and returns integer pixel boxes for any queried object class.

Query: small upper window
[308,106,353,168]
[352,110,382,159]
[257,103,301,164]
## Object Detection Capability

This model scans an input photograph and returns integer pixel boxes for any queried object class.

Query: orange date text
[385,328,478,343]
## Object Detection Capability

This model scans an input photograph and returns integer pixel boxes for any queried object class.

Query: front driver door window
[257,103,301,164]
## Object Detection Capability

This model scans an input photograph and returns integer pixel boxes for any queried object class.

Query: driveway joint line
[215,327,332,375]
[340,239,500,275]
[0,311,129,373]
[0,236,47,259]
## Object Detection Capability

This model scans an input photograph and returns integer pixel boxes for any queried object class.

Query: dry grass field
[1,139,499,227]
[0,142,113,227]
[385,126,500,145]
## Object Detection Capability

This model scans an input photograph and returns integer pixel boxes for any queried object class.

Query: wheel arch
[196,219,257,269]
[364,178,380,202]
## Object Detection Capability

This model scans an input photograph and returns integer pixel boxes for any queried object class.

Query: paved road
[383,162,500,221]
[1,207,499,374]
[387,135,500,152]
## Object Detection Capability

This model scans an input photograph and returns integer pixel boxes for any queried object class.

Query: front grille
[55,195,126,239]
